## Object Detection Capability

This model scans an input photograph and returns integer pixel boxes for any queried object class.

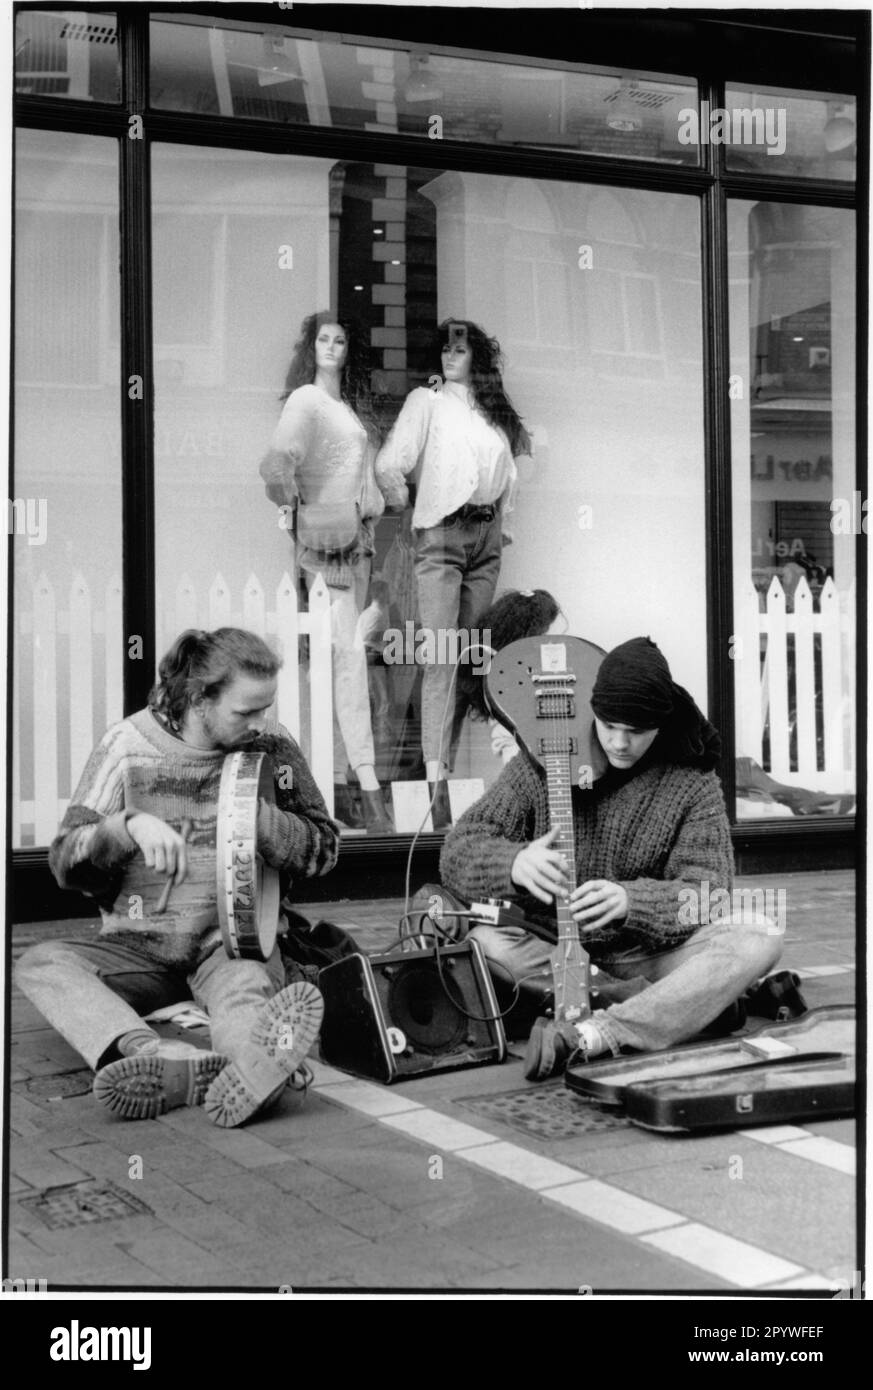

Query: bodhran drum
[216,750,281,961]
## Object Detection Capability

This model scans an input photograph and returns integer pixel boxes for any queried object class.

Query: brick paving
[6,870,857,1293]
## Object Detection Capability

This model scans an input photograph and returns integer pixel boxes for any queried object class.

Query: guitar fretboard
[543,752,576,940]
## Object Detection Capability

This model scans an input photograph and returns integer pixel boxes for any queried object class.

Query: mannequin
[376,319,531,827]
[260,311,393,833]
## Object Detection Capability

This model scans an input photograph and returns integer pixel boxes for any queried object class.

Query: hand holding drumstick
[126,814,192,913]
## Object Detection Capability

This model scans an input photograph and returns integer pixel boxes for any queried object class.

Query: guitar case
[564,1005,855,1132]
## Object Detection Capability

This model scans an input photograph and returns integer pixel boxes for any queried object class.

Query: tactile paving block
[458,1084,628,1140]
[18,1180,153,1229]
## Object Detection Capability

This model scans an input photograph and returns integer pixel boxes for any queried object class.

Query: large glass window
[14,9,120,102]
[729,202,856,819]
[151,144,705,834]
[724,85,856,183]
[12,129,123,847]
[150,17,699,164]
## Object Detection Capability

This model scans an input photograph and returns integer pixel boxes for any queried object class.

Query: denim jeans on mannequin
[303,556,375,776]
[414,511,502,768]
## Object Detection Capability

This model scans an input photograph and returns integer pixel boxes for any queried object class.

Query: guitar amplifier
[318,939,506,1083]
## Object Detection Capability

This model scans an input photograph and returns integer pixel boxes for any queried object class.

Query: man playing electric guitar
[440,637,783,1080]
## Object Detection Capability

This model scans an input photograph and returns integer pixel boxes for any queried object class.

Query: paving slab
[610,1145,854,1273]
[7,869,856,1293]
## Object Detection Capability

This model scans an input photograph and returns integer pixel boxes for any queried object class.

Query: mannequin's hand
[127,814,189,885]
[510,827,571,904]
[569,880,628,931]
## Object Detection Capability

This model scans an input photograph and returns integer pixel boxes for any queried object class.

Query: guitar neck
[543,753,579,937]
[543,752,590,1024]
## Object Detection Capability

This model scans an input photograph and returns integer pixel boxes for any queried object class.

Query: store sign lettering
[750,454,832,481]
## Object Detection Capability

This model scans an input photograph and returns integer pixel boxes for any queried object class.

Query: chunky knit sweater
[49,709,339,970]
[439,753,734,963]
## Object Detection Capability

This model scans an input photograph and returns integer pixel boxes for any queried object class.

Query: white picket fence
[13,570,335,847]
[735,575,855,791]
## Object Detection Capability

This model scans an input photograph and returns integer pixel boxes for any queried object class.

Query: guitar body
[216,750,281,961]
[485,636,608,1025]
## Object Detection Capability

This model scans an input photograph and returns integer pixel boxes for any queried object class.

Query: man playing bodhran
[15,628,338,1127]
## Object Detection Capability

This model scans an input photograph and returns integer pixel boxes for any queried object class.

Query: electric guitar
[485,635,608,1024]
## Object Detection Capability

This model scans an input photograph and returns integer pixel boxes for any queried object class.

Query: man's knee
[731,912,784,977]
[14,938,81,988]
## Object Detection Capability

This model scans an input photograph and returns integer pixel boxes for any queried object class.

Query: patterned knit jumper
[49,709,338,971]
[439,751,734,965]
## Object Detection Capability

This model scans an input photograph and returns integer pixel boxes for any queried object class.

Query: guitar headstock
[484,635,609,786]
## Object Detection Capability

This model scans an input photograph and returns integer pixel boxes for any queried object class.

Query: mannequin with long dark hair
[260,311,392,833]
[376,318,531,826]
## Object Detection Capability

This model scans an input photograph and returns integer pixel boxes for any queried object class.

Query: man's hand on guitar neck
[510,827,571,904]
[570,880,629,931]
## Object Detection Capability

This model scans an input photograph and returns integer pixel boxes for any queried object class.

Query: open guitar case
[564,1004,856,1133]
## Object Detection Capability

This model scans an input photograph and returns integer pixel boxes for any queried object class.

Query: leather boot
[333,785,364,830]
[428,780,452,830]
[360,788,395,834]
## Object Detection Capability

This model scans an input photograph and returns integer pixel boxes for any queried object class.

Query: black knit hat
[591,637,722,770]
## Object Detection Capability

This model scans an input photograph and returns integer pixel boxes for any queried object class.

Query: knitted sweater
[439,753,734,963]
[49,709,339,970]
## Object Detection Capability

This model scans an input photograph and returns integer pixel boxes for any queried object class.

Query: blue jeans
[467,916,783,1053]
[14,936,286,1070]
[414,510,503,766]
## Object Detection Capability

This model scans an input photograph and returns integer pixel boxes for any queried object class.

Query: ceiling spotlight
[605,80,643,133]
[404,54,442,104]
[353,284,364,291]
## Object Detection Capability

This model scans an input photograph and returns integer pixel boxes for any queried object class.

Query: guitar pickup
[538,736,578,755]
[536,694,575,718]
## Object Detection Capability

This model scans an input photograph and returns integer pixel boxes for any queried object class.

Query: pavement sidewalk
[6,870,858,1294]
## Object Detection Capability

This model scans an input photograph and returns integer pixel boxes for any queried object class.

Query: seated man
[15,627,339,1127]
[438,636,783,1080]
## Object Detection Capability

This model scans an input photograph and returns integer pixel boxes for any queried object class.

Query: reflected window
[150,145,706,836]
[729,202,855,819]
[15,9,120,102]
[13,130,123,848]
[149,17,698,164]
[724,86,856,182]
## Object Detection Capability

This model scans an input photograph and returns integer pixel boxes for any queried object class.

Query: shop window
[15,9,120,102]
[150,144,705,836]
[12,130,123,848]
[728,201,855,819]
[149,16,699,165]
[724,86,856,182]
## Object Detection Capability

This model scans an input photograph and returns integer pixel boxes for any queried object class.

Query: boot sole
[204,981,324,1128]
[93,1051,227,1121]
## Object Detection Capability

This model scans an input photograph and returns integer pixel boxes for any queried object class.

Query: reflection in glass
[150,146,706,835]
[725,86,856,182]
[149,18,698,163]
[15,9,120,102]
[729,202,855,818]
[13,130,122,847]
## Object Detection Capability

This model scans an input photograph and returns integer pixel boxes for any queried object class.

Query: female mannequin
[260,311,393,833]
[376,319,531,826]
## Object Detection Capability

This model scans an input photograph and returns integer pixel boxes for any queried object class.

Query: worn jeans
[414,511,503,767]
[14,936,286,1071]
[467,915,783,1053]
[304,556,375,774]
